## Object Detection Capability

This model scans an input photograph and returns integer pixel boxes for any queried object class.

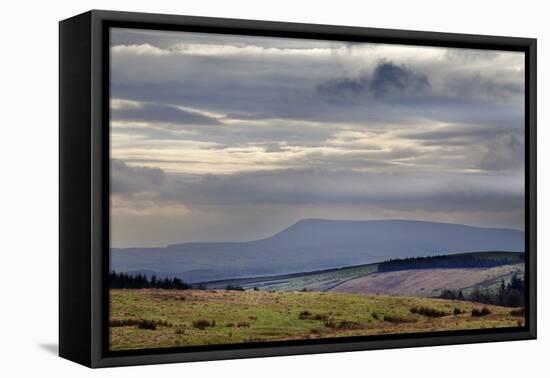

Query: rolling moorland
[109,220,525,350]
[110,289,525,351]
[203,251,524,297]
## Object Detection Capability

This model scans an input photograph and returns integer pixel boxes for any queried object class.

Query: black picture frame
[59,9,537,368]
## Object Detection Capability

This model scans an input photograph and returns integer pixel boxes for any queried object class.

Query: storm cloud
[318,61,431,100]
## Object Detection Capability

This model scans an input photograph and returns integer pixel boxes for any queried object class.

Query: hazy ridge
[111,219,524,282]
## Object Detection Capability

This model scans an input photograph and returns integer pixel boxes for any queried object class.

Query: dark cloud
[112,102,220,125]
[111,160,166,194]
[317,61,430,100]
[370,62,430,98]
[317,76,370,95]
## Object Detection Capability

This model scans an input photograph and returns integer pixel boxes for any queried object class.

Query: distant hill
[111,219,524,282]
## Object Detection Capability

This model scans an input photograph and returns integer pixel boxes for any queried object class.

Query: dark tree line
[378,253,523,272]
[439,273,525,307]
[109,271,196,290]
[496,273,525,307]
[225,285,245,291]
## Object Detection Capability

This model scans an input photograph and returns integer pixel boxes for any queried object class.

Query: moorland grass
[110,289,521,351]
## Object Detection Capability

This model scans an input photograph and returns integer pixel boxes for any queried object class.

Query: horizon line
[111,217,525,250]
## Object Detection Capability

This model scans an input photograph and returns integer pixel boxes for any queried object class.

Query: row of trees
[109,271,198,290]
[495,273,525,307]
[109,271,248,291]
[378,253,522,272]
[439,273,525,307]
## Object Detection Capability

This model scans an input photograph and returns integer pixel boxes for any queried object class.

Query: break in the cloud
[109,27,525,248]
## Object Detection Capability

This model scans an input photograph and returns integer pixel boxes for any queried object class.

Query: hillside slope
[330,263,524,297]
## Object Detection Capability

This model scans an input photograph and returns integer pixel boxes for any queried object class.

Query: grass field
[110,289,524,351]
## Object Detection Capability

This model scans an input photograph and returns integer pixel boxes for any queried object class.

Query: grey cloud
[402,128,498,142]
[444,74,524,101]
[111,160,166,193]
[317,76,369,95]
[445,49,499,62]
[111,39,523,127]
[396,122,525,173]
[317,61,430,100]
[261,143,286,153]
[112,102,220,125]
[370,62,430,98]
[110,125,192,141]
[283,150,417,171]
[112,41,511,125]
[109,30,526,246]
[111,27,350,52]
[400,124,524,147]
[112,160,523,214]
[113,117,338,147]
[181,169,523,212]
[478,133,525,171]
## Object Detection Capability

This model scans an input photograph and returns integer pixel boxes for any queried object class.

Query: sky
[109,27,525,248]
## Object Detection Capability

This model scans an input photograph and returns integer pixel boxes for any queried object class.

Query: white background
[0,0,546,376]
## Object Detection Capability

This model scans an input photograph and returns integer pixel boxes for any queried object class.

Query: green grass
[110,289,522,351]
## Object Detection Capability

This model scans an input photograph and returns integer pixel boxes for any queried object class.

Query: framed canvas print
[59,10,537,368]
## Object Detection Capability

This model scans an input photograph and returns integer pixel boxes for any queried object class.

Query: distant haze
[110,28,525,248]
[111,219,525,282]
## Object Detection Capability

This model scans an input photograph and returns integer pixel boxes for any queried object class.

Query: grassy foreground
[110,289,523,351]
